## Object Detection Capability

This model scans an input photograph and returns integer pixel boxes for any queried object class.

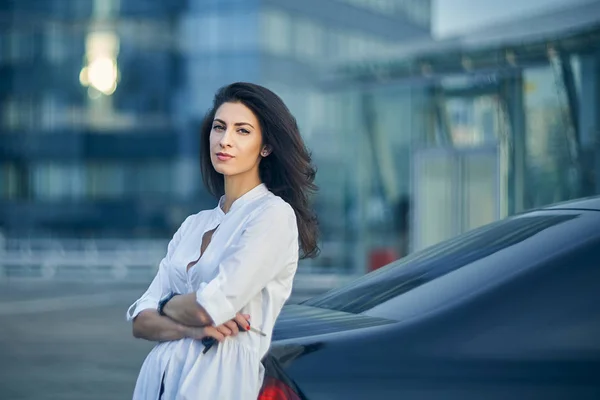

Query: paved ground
[0,282,153,400]
[0,280,329,400]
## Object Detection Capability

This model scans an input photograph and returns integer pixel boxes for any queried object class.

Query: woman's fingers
[187,326,225,342]
[203,326,226,342]
[234,313,251,331]
[224,320,240,335]
[215,324,232,337]
[189,314,252,343]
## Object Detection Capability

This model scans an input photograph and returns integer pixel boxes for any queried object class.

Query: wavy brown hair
[199,82,319,259]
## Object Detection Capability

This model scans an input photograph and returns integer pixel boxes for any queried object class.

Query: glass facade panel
[293,18,323,62]
[190,11,258,52]
[446,96,500,147]
[524,66,576,208]
[415,152,455,250]
[85,161,175,199]
[322,85,428,270]
[0,163,21,200]
[260,9,292,56]
[333,0,431,28]
[260,10,400,65]
[8,30,35,63]
[130,161,175,196]
[31,163,86,200]
[44,23,70,65]
[462,152,498,231]
[87,162,127,199]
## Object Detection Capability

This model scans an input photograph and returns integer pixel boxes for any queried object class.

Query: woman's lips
[216,153,233,161]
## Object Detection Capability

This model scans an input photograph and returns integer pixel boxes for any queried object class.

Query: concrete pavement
[0,282,151,400]
[0,278,342,399]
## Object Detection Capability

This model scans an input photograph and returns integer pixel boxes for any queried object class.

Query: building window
[45,23,69,64]
[31,163,86,201]
[395,0,431,27]
[8,30,35,63]
[0,30,7,65]
[261,9,292,56]
[87,162,126,199]
[332,0,431,28]
[85,161,174,199]
[130,161,174,196]
[0,163,21,200]
[2,98,36,131]
[93,0,120,19]
[229,11,259,51]
[41,94,63,131]
[293,18,323,62]
[524,66,576,208]
[119,19,174,51]
[328,29,345,60]
[186,11,258,53]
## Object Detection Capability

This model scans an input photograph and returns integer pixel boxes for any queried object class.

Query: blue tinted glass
[303,214,579,313]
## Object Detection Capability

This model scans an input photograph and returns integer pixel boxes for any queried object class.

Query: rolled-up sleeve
[126,215,194,321]
[196,201,299,326]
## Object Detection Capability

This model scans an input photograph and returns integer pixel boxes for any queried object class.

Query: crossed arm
[132,298,249,343]
[129,201,298,343]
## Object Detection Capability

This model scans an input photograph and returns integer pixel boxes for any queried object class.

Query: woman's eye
[212,125,224,131]
[239,128,250,135]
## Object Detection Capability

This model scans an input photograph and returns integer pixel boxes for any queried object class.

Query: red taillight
[258,376,301,400]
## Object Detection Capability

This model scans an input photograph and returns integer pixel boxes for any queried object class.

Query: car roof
[301,207,600,319]
[542,195,600,211]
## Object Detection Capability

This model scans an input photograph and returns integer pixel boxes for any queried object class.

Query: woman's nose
[219,129,233,147]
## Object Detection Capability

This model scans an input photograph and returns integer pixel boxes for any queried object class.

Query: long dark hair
[200,82,319,259]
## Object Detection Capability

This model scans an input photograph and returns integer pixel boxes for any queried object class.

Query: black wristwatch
[157,292,179,316]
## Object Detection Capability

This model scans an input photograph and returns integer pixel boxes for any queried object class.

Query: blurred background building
[328,0,600,261]
[0,0,192,239]
[0,0,599,278]
[0,0,430,244]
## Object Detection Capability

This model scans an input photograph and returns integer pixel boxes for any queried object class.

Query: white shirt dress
[126,184,299,400]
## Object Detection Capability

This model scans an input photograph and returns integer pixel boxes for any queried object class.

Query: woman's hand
[185,313,251,342]
[214,313,251,337]
[163,293,252,332]
[184,325,226,342]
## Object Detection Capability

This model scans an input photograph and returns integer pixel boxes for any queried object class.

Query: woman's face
[209,102,267,178]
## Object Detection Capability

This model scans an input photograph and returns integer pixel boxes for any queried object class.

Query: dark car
[258,197,600,400]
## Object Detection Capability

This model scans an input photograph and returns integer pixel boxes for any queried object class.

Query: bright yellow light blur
[80,31,120,97]
[87,57,118,95]
[79,67,90,86]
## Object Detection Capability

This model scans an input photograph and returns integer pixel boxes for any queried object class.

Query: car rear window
[273,304,397,341]
[303,214,578,314]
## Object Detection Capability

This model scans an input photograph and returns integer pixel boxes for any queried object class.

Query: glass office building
[327,0,600,270]
[0,0,190,238]
[0,0,431,251]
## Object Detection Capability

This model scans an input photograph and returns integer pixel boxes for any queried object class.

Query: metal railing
[0,237,168,282]
[0,237,356,288]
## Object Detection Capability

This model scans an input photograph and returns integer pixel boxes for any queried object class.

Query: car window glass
[303,214,578,314]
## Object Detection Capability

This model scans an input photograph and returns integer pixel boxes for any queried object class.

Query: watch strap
[158,292,179,316]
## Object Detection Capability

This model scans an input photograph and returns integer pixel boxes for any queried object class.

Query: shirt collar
[215,183,269,217]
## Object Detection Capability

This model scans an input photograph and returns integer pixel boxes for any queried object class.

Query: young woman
[127,82,319,399]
